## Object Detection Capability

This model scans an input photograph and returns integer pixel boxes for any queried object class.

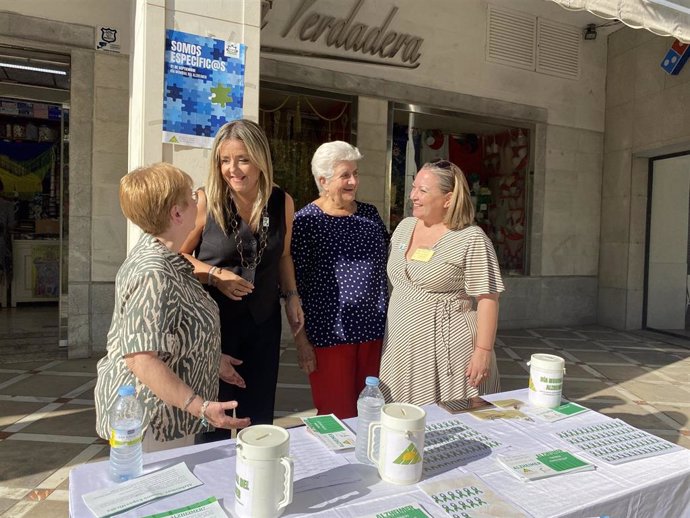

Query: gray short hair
[311,141,363,194]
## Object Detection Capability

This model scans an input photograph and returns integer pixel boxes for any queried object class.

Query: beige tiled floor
[0,326,689,517]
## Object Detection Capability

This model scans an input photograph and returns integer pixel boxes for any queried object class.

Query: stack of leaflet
[555,419,683,465]
[497,449,595,482]
[301,414,355,450]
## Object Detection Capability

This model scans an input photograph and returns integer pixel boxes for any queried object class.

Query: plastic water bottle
[355,376,385,464]
[109,385,144,482]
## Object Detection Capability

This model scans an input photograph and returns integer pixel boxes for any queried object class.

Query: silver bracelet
[200,400,211,427]
[281,289,299,299]
[182,392,196,412]
[212,267,223,287]
[207,266,218,286]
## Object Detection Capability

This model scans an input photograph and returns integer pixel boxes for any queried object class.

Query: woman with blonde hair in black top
[181,120,303,440]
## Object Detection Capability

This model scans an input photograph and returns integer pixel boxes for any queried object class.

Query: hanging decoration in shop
[0,145,55,195]
[259,92,352,211]
[391,123,529,273]
[259,94,350,140]
[403,119,417,218]
[264,0,424,68]
[162,30,246,149]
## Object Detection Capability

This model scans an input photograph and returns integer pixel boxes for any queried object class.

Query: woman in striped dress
[379,159,504,406]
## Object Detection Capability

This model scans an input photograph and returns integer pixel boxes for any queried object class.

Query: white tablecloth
[69,389,690,518]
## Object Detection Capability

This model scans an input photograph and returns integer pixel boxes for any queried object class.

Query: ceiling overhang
[547,0,690,42]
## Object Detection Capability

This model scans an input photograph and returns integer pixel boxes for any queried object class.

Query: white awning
[547,0,690,42]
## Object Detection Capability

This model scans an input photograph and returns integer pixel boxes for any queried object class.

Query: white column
[127,0,261,251]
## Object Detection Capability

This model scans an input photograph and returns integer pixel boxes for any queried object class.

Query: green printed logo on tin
[393,443,422,464]
[235,474,249,490]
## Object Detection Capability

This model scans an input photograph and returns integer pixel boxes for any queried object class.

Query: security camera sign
[96,26,121,53]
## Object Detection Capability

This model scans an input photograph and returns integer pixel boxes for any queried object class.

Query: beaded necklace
[227,200,269,282]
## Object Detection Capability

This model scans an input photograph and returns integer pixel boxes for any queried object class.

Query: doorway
[0,47,70,361]
[645,152,690,337]
[259,82,356,212]
[389,103,532,275]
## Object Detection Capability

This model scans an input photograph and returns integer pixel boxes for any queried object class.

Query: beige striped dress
[380,218,505,406]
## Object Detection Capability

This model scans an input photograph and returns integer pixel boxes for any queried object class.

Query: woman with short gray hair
[310,140,363,193]
[291,141,389,419]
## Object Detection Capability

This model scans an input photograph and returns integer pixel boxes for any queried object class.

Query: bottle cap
[365,376,379,386]
[118,385,136,397]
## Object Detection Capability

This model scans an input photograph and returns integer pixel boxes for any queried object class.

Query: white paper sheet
[522,402,590,423]
[289,431,361,493]
[424,419,506,477]
[419,474,528,518]
[555,418,683,465]
[82,462,202,518]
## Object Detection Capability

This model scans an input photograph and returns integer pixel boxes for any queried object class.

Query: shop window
[391,107,529,275]
[0,98,69,306]
[259,83,354,211]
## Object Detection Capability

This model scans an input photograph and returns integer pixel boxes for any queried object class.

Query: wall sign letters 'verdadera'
[271,0,424,68]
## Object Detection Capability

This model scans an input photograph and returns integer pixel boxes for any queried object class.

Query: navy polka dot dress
[292,201,389,348]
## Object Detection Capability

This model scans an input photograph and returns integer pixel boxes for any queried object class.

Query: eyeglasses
[191,190,199,204]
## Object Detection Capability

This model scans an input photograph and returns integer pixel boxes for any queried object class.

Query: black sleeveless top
[195,186,286,324]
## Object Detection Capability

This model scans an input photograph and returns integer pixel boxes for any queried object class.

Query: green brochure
[363,504,432,517]
[301,413,356,450]
[497,449,595,481]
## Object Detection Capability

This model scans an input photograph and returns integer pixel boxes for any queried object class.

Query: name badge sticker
[410,248,434,262]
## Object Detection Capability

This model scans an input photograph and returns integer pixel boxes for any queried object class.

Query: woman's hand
[219,354,246,388]
[214,269,254,301]
[204,400,251,430]
[295,338,316,375]
[466,347,492,388]
[467,294,499,388]
[285,295,304,336]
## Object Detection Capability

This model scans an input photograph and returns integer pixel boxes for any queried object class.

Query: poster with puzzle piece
[163,30,246,149]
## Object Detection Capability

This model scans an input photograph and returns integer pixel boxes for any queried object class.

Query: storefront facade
[259,0,609,330]
[1,0,688,358]
[0,4,131,358]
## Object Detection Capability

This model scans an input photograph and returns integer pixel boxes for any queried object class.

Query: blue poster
[163,30,246,149]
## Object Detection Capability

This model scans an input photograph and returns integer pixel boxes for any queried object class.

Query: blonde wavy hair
[422,159,475,230]
[206,120,274,233]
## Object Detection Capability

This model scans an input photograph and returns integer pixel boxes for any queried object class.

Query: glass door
[389,103,532,274]
[0,47,70,357]
[645,153,690,336]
